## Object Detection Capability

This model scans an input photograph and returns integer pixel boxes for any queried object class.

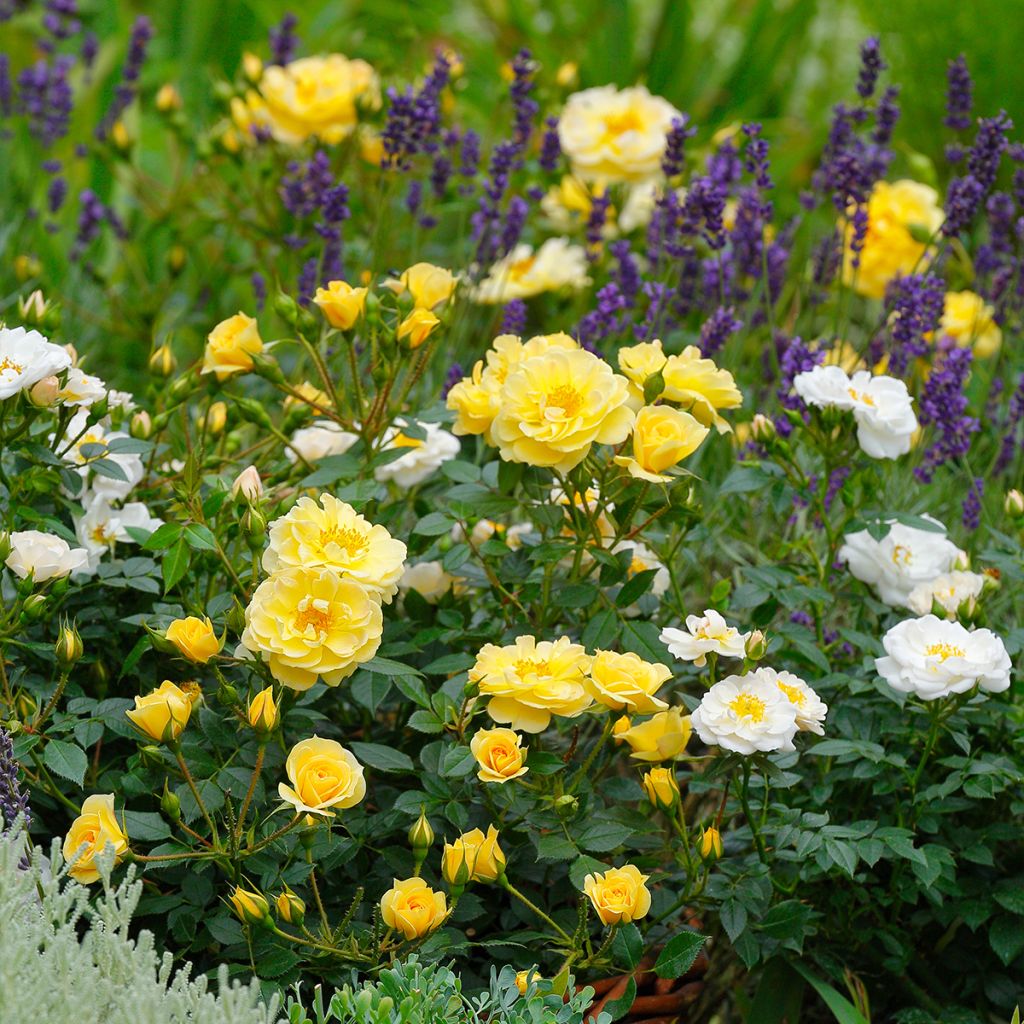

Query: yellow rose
[202,312,263,380]
[155,84,182,113]
[490,347,635,472]
[842,179,944,299]
[380,877,448,939]
[558,85,682,182]
[399,263,457,309]
[276,888,305,924]
[126,680,193,743]
[641,766,680,810]
[614,707,692,762]
[614,405,709,482]
[618,339,668,389]
[62,794,129,884]
[660,346,742,432]
[358,127,386,165]
[441,825,506,885]
[229,886,270,925]
[263,494,407,604]
[473,238,589,304]
[699,826,723,862]
[314,280,368,330]
[470,635,593,733]
[585,650,671,714]
[938,290,1002,358]
[582,864,651,926]
[278,736,366,817]
[240,567,383,689]
[447,363,501,437]
[397,308,440,348]
[469,728,529,783]
[165,616,222,664]
[516,969,543,995]
[247,685,278,733]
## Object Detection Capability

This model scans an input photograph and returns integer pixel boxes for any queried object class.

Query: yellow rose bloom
[470,635,593,733]
[126,680,193,743]
[938,290,1002,358]
[314,280,368,330]
[582,864,651,926]
[62,794,129,884]
[252,54,379,145]
[278,736,366,816]
[399,263,457,309]
[240,567,383,690]
[441,825,506,885]
[490,347,635,472]
[447,363,501,437]
[660,346,742,431]
[699,825,723,862]
[558,85,682,182]
[202,312,263,380]
[263,494,407,603]
[585,650,671,714]
[614,706,692,762]
[614,405,709,482]
[165,615,222,664]
[247,685,278,733]
[380,877,448,939]
[641,766,680,809]
[618,339,668,389]
[469,728,529,783]
[842,179,944,299]
[397,308,441,348]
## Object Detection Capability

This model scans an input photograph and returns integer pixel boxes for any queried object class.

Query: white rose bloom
[399,560,455,603]
[691,669,800,755]
[106,389,137,411]
[287,420,359,464]
[74,498,163,573]
[473,238,590,304]
[0,326,72,400]
[660,609,749,667]
[793,365,917,460]
[618,180,661,233]
[58,411,145,502]
[875,615,1012,701]
[5,529,90,582]
[907,571,987,618]
[57,367,107,407]
[761,666,828,735]
[374,421,460,489]
[838,517,961,607]
[505,522,534,550]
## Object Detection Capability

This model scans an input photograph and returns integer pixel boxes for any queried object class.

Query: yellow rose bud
[201,312,263,381]
[585,650,672,714]
[62,794,129,884]
[165,616,222,664]
[613,405,709,483]
[1005,489,1024,519]
[148,343,177,377]
[614,707,691,762]
[111,120,131,150]
[28,375,60,407]
[469,728,529,784]
[582,864,651,927]
[55,621,83,669]
[397,307,440,349]
[441,825,505,885]
[15,254,42,281]
[276,888,305,925]
[314,280,368,330]
[247,685,278,734]
[201,401,228,436]
[750,413,775,443]
[229,885,270,926]
[278,736,366,817]
[699,826,723,862]
[125,680,193,743]
[398,262,457,309]
[641,766,680,811]
[515,969,543,995]
[555,61,578,88]
[155,83,182,113]
[380,877,448,939]
[242,51,263,83]
[408,808,434,851]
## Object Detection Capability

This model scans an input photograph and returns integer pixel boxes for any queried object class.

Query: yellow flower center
[891,544,912,565]
[391,431,424,449]
[602,108,644,138]
[925,642,965,662]
[294,599,333,636]
[90,524,113,544]
[515,658,551,679]
[0,356,25,374]
[318,525,368,556]
[507,255,536,281]
[728,692,767,722]
[777,681,806,706]
[546,384,583,417]
[629,555,647,576]
[847,387,876,407]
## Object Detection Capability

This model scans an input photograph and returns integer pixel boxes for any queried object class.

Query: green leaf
[791,963,870,1024]
[990,915,1024,966]
[577,821,634,853]
[535,833,578,860]
[349,742,414,773]
[612,923,643,970]
[440,745,476,778]
[603,977,636,1022]
[654,930,707,978]
[615,568,660,607]
[559,583,599,608]
[143,522,183,551]
[569,855,608,890]
[182,522,218,551]
[161,538,191,592]
[363,656,422,677]
[620,619,671,665]
[123,810,172,842]
[350,674,392,714]
[43,739,88,786]
[412,512,456,536]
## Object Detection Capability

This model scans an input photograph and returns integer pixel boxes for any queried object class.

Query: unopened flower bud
[699,826,723,863]
[242,51,263,83]
[21,594,48,622]
[130,410,153,439]
[15,692,37,721]
[954,549,971,572]
[138,744,164,769]
[745,630,768,660]
[201,401,228,435]
[149,344,177,377]
[750,413,775,443]
[408,808,434,852]
[242,507,267,549]
[555,61,578,88]
[1005,489,1024,519]
[642,370,666,406]
[247,685,277,734]
[155,83,182,113]
[161,780,181,821]
[14,254,42,281]
[28,375,60,407]
[276,889,305,925]
[231,465,263,502]
[0,532,10,565]
[273,291,301,326]
[641,767,680,811]
[18,289,48,325]
[111,120,131,150]
[229,886,271,927]
[55,621,83,669]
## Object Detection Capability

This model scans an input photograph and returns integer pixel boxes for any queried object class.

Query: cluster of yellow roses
[446,331,740,479]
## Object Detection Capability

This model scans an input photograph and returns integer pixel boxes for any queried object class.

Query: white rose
[374,421,460,489]
[761,666,828,735]
[660,608,749,667]
[57,367,107,407]
[618,181,662,233]
[0,326,72,400]
[58,411,145,502]
[838,517,961,607]
[287,420,359,464]
[5,529,90,582]
[907,571,987,618]
[400,561,454,603]
[793,364,855,410]
[74,498,163,572]
[875,615,1012,701]
[690,669,801,755]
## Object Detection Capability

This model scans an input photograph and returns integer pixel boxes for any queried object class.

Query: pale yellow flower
[473,238,589,304]
[165,616,222,664]
[614,405,709,482]
[263,494,407,603]
[585,650,671,714]
[240,567,383,689]
[470,728,529,783]
[583,864,651,925]
[441,825,506,884]
[202,312,263,380]
[380,878,447,939]
[63,794,128,884]
[278,736,366,816]
[614,707,692,762]
[398,263,457,309]
[314,280,367,330]
[660,346,742,431]
[617,339,668,390]
[641,766,680,809]
[397,308,440,348]
[938,290,1002,357]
